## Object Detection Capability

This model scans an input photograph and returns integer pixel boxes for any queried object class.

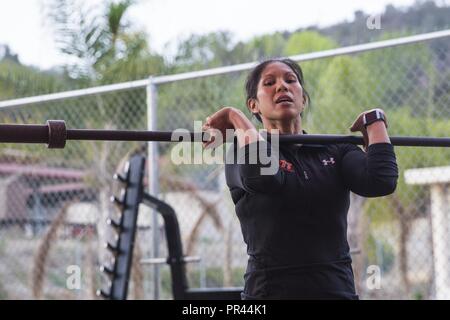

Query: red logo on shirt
[279,160,294,172]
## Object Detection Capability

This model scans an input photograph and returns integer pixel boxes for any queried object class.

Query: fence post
[147,77,161,299]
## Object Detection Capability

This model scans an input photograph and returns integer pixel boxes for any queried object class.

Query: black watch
[363,110,386,127]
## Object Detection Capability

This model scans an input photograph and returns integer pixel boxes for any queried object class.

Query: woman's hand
[349,108,390,152]
[202,107,237,149]
[202,106,260,149]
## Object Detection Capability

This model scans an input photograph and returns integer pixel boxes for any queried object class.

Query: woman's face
[249,61,305,122]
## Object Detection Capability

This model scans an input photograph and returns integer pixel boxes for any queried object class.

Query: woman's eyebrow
[262,71,296,78]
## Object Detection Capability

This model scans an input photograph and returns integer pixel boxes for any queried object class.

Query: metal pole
[146,77,161,300]
[1,121,449,147]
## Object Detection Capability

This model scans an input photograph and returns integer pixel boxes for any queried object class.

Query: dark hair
[245,58,310,122]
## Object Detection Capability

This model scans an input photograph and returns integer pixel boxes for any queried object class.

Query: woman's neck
[263,117,303,135]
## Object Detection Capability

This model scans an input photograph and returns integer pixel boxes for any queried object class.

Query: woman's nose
[276,81,288,92]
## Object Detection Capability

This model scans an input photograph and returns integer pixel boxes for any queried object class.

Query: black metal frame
[142,193,242,300]
[98,155,146,300]
[99,154,242,300]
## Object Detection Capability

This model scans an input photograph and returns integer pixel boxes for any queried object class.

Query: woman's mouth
[275,95,294,104]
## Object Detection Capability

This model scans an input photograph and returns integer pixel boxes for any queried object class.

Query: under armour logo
[322,157,335,166]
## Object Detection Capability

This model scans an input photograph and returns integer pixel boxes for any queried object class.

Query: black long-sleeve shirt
[225,132,399,299]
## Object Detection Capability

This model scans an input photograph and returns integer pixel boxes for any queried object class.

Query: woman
[202,58,398,299]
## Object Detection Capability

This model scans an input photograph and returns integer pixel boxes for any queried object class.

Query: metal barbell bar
[0,120,449,148]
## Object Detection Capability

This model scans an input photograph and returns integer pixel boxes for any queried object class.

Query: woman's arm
[204,107,284,194]
[367,119,391,145]
[202,107,262,149]
[342,109,398,197]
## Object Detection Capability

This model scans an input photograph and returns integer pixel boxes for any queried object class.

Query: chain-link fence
[0,31,449,300]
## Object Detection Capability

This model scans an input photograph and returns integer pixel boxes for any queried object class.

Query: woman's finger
[203,140,215,150]
[202,130,213,148]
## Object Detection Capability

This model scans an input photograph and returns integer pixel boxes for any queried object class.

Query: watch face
[365,111,379,123]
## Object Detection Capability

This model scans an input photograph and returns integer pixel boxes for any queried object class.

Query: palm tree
[44,0,164,82]
[43,0,165,268]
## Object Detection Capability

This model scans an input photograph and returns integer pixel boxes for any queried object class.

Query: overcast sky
[0,0,440,70]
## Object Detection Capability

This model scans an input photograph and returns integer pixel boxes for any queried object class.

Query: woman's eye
[263,81,274,86]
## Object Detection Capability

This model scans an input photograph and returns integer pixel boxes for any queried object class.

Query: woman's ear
[247,98,259,115]
[301,96,307,110]
[302,94,307,106]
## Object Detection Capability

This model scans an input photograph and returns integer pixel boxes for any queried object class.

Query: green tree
[0,55,74,101]
[45,0,165,83]
[172,31,237,70]
[284,31,337,55]
[309,55,372,132]
[283,31,338,110]
[243,32,287,61]
[360,32,436,117]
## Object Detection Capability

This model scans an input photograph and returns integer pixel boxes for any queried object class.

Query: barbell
[0,120,449,148]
